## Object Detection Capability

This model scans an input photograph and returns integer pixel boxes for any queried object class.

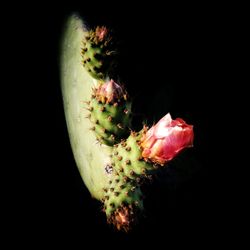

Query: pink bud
[140,113,194,165]
[95,26,108,42]
[95,80,125,104]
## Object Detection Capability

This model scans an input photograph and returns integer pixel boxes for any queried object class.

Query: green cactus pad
[88,97,132,145]
[103,169,143,231]
[112,131,157,178]
[81,26,116,79]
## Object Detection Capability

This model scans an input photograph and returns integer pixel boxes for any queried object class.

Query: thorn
[134,201,139,206]
[126,146,131,151]
[85,114,91,119]
[131,186,136,192]
[95,120,99,124]
[123,176,128,182]
[82,48,87,52]
[91,94,95,98]
[130,170,135,176]
[115,179,119,183]
[114,192,119,196]
[125,159,131,165]
[103,188,108,192]
[90,126,95,131]
[113,102,118,107]
[110,134,115,141]
[100,106,106,112]
[110,203,115,208]
[114,151,118,155]
[124,109,129,114]
[131,131,137,137]
[123,94,127,100]
[87,107,94,111]
[119,167,124,173]
[117,123,124,129]
[142,168,146,174]
[105,195,109,200]
[87,58,91,62]
[153,164,159,169]
[83,101,90,105]
[102,128,106,133]
[117,156,122,161]
[125,191,129,196]
[109,180,112,184]
[107,116,112,122]
[138,156,143,161]
[136,177,140,183]
[120,184,125,189]
[88,69,91,72]
[110,188,114,192]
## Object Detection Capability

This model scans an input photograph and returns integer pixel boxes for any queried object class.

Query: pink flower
[95,80,125,104]
[140,113,194,165]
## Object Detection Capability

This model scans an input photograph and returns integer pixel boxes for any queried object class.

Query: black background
[6,2,241,247]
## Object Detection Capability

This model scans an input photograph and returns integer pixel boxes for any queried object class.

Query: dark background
[7,2,240,247]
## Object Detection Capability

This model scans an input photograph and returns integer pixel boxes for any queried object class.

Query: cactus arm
[60,15,112,200]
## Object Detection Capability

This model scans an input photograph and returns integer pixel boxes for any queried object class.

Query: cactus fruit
[81,26,116,79]
[87,79,132,145]
[61,15,194,232]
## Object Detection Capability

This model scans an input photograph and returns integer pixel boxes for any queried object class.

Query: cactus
[61,14,194,232]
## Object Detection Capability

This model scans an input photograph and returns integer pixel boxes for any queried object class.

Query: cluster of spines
[81,26,116,79]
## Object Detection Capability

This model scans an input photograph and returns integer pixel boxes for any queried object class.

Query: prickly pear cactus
[61,14,194,232]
